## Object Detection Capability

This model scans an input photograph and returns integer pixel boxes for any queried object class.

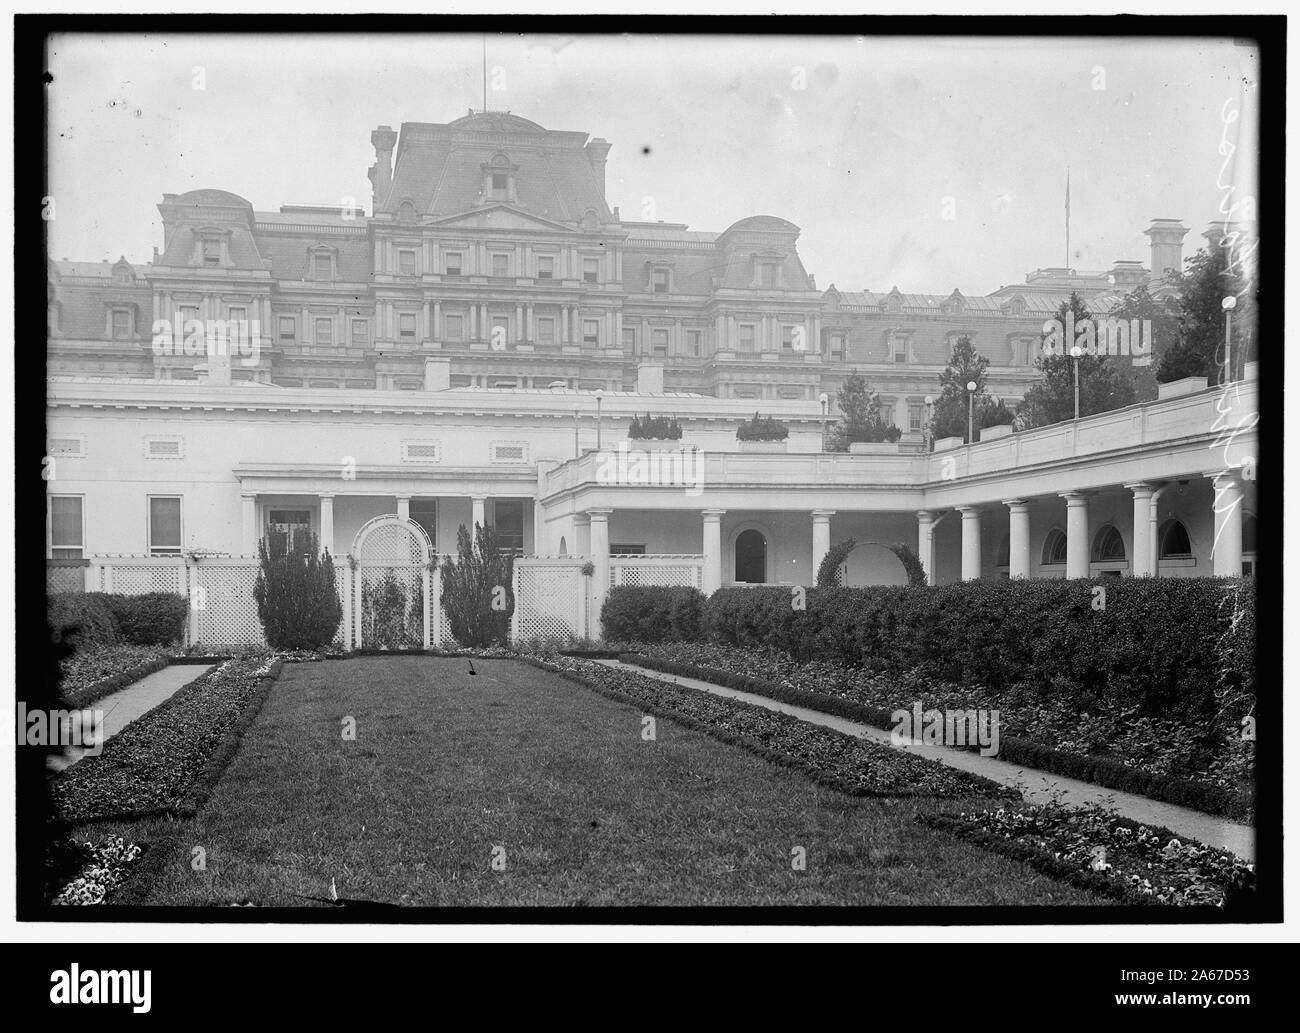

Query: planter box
[737,440,788,453]
[980,423,1014,441]
[1157,376,1209,399]
[934,435,966,451]
[625,439,693,452]
[849,441,903,455]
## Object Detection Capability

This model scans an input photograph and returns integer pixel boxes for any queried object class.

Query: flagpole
[1065,167,1070,270]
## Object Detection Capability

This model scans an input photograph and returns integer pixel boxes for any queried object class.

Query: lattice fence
[512,559,587,644]
[46,561,88,595]
[353,518,431,650]
[193,560,264,648]
[102,560,188,595]
[610,555,705,589]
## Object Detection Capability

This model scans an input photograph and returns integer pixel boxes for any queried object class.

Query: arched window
[1091,524,1126,563]
[1042,528,1067,565]
[397,200,418,223]
[1159,518,1193,559]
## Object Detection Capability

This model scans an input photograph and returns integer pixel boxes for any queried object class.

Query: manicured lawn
[126,656,1106,907]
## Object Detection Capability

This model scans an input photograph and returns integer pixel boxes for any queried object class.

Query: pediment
[429,204,575,233]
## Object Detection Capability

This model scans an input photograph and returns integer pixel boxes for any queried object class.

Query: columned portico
[1061,492,1091,579]
[1208,470,1245,577]
[702,509,725,595]
[810,509,835,579]
[957,506,982,581]
[1004,499,1031,579]
[1126,482,1157,577]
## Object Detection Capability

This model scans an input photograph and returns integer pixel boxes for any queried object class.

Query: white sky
[46,32,1259,295]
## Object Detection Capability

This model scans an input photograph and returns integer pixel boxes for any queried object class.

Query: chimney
[1108,260,1148,290]
[585,137,612,201]
[424,356,451,392]
[1144,219,1190,280]
[367,125,398,215]
[636,360,664,395]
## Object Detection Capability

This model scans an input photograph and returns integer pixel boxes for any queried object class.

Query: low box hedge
[601,585,705,644]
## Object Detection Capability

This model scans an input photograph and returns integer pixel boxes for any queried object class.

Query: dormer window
[112,261,134,286]
[202,238,221,265]
[759,262,778,288]
[482,154,518,204]
[110,308,133,339]
[491,173,509,197]
[313,253,332,280]
[652,267,671,293]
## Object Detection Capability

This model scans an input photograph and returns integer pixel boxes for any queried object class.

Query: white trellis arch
[349,515,436,650]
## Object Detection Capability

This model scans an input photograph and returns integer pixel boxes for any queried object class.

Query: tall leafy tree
[1157,244,1258,384]
[1018,292,1138,428]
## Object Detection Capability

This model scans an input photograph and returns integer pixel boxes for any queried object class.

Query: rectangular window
[491,172,509,194]
[202,239,221,265]
[493,501,525,554]
[652,268,670,293]
[313,254,331,280]
[445,314,464,341]
[491,315,509,346]
[759,262,777,288]
[893,337,908,362]
[315,318,333,347]
[399,313,417,339]
[179,306,199,330]
[622,327,637,350]
[110,309,132,339]
[398,250,417,276]
[537,256,554,280]
[583,319,600,346]
[583,258,599,284]
[537,318,555,345]
[49,496,84,559]
[148,496,182,556]
[830,332,845,358]
[278,316,296,341]
[445,252,462,276]
[688,330,701,356]
[909,403,925,433]
[410,499,437,552]
[265,508,311,559]
[652,329,669,356]
[781,325,795,351]
[738,324,755,351]
[492,253,509,278]
[352,319,369,345]
[610,543,646,556]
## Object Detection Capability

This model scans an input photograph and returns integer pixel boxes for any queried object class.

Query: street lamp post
[818,392,829,451]
[595,388,604,449]
[923,394,933,452]
[965,381,977,444]
[573,405,580,458]
[1222,296,1237,384]
[1069,345,1082,420]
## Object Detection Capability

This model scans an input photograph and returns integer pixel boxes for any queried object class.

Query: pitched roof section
[381,115,612,225]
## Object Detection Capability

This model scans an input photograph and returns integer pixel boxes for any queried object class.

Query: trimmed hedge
[619,652,1252,821]
[48,591,189,649]
[701,578,1255,724]
[601,586,705,644]
[105,593,189,647]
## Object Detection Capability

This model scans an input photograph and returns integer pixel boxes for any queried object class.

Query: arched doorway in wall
[734,528,768,584]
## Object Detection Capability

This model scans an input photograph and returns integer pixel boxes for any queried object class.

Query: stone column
[241,493,258,555]
[574,512,591,557]
[589,509,613,634]
[702,509,725,595]
[1209,471,1245,577]
[1061,492,1091,579]
[1004,499,1031,579]
[811,510,835,582]
[916,509,939,586]
[319,494,335,557]
[1126,482,1156,576]
[396,496,410,522]
[471,496,486,533]
[958,506,982,581]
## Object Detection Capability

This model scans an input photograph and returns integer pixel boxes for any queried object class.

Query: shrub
[627,413,682,440]
[736,412,789,442]
[601,586,705,643]
[104,592,188,646]
[440,523,515,647]
[47,592,119,652]
[360,570,423,649]
[252,532,342,650]
[816,540,926,588]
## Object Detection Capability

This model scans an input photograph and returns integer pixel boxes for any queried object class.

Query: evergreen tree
[440,522,515,647]
[826,370,901,451]
[1107,282,1180,401]
[1157,245,1257,384]
[253,531,342,650]
[1018,292,1137,428]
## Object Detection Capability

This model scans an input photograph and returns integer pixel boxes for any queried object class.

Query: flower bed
[519,652,1016,800]
[629,642,1254,821]
[59,645,170,706]
[47,836,145,906]
[50,654,283,824]
[921,803,1255,910]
